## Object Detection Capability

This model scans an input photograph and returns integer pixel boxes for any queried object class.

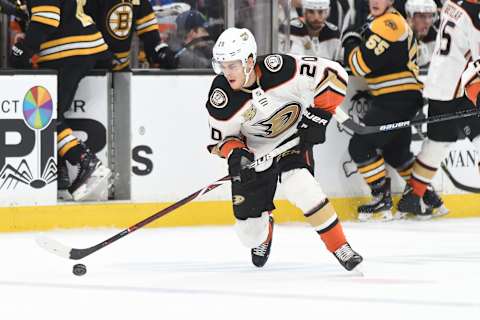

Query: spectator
[173,10,214,68]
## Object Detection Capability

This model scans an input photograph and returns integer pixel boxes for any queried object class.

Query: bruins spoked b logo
[107,3,133,40]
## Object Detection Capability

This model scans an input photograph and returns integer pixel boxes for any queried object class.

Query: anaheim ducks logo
[107,3,133,40]
[253,103,301,138]
[210,88,228,108]
[232,195,245,205]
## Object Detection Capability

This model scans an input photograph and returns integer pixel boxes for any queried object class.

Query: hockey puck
[73,263,87,276]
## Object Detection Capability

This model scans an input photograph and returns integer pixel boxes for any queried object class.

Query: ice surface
[1,219,480,319]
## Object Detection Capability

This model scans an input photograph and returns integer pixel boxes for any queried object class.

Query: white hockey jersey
[417,27,437,70]
[287,18,341,60]
[205,54,348,162]
[424,0,480,100]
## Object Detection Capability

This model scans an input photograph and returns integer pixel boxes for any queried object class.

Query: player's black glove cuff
[11,41,33,68]
[341,31,362,48]
[154,43,178,69]
[297,107,332,146]
[228,148,255,184]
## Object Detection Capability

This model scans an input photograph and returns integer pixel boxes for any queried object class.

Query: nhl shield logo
[264,54,283,73]
[209,88,228,108]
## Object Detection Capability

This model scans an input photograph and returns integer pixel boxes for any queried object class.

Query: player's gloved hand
[297,107,332,146]
[341,30,362,49]
[228,148,256,184]
[154,43,178,69]
[10,41,33,68]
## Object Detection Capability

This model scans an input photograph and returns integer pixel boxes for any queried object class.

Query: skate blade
[71,166,112,201]
[358,210,393,222]
[394,210,448,221]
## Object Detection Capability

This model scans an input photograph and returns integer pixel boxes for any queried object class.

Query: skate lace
[335,244,354,262]
[253,242,268,256]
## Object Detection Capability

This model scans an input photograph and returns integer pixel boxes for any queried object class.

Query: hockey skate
[333,243,363,271]
[68,149,111,201]
[251,216,274,268]
[396,185,434,220]
[357,178,393,222]
[423,186,449,217]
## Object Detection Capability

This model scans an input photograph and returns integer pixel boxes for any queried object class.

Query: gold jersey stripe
[366,71,415,84]
[40,32,104,50]
[136,24,158,36]
[370,83,423,96]
[31,16,60,27]
[57,128,73,141]
[37,44,108,63]
[358,158,384,174]
[136,13,156,25]
[31,5,60,14]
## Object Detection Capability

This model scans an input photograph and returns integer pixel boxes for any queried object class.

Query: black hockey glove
[228,148,256,184]
[11,41,33,68]
[154,43,178,69]
[297,107,332,146]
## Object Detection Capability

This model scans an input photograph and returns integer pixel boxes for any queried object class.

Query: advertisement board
[0,73,57,206]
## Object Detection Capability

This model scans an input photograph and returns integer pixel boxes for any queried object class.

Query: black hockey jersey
[345,8,422,96]
[85,0,160,71]
[24,0,109,65]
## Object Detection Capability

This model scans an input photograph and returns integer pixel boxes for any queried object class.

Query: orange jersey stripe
[220,140,246,158]
[314,89,345,113]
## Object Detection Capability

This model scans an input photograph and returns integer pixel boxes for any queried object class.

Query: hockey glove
[297,107,332,146]
[228,148,256,184]
[11,41,33,68]
[154,43,178,69]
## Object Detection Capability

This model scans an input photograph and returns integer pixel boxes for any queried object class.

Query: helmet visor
[212,59,244,75]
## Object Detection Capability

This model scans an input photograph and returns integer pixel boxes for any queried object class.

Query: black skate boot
[396,185,433,220]
[251,216,274,268]
[423,186,449,217]
[68,148,111,201]
[333,243,363,271]
[358,178,393,221]
[57,158,72,200]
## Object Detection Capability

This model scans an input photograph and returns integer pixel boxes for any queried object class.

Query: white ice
[1,219,480,319]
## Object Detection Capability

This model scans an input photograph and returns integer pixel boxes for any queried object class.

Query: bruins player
[206,27,363,271]
[85,0,173,70]
[288,0,341,60]
[10,0,112,201]
[398,0,480,218]
[342,0,444,221]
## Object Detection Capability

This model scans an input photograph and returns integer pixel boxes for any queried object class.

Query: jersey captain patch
[210,88,229,108]
[264,54,283,73]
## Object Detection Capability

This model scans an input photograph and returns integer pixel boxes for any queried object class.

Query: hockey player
[10,0,112,201]
[288,0,341,60]
[405,0,438,69]
[206,27,363,271]
[397,0,480,218]
[85,0,175,70]
[342,0,445,221]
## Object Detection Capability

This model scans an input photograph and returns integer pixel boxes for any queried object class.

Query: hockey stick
[441,163,480,193]
[334,108,480,135]
[36,137,300,260]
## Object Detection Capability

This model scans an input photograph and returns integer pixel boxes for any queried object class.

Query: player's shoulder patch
[206,75,250,121]
[370,11,407,42]
[460,0,480,31]
[256,54,296,90]
[319,22,340,41]
[263,54,284,73]
[290,19,308,36]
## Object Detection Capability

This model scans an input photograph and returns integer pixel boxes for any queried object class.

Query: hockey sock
[57,127,84,165]
[357,155,387,191]
[395,157,415,182]
[410,139,451,197]
[304,199,346,252]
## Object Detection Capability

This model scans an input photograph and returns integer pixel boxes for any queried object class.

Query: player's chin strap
[242,64,255,87]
